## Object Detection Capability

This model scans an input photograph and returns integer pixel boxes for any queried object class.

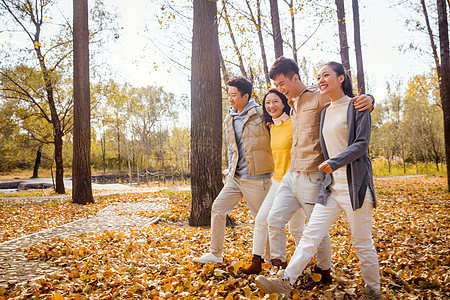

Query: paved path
[0,199,168,288]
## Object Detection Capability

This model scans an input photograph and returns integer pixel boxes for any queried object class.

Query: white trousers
[252,178,306,258]
[267,170,332,270]
[210,176,271,254]
[284,169,380,292]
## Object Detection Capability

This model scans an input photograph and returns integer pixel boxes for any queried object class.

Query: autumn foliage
[0,176,449,299]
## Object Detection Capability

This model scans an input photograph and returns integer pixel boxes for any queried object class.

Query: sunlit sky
[65,0,433,103]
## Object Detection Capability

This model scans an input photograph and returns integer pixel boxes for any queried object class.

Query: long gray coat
[316,103,376,211]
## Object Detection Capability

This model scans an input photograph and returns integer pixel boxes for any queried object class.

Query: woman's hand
[318,161,333,174]
[351,94,374,111]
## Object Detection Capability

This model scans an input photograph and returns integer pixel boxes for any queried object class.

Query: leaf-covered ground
[1,176,449,299]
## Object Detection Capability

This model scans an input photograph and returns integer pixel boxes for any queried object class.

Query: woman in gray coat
[255,62,381,300]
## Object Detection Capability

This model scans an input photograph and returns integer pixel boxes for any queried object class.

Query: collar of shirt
[329,95,350,107]
[288,86,317,112]
[273,112,290,125]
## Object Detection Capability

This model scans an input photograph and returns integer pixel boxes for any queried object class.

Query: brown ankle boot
[299,266,332,290]
[271,258,287,269]
[239,256,263,275]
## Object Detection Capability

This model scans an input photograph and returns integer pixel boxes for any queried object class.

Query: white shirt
[322,95,350,172]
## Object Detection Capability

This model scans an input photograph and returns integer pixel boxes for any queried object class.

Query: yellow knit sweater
[270,118,293,182]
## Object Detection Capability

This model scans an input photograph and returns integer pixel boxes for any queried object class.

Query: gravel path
[0,199,168,287]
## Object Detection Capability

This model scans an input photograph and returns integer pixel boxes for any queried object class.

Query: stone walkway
[0,199,167,288]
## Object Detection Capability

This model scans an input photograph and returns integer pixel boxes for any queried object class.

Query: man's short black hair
[226,77,253,100]
[269,56,300,80]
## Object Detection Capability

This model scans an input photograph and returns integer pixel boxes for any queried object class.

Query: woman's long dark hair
[262,88,291,125]
[324,61,354,98]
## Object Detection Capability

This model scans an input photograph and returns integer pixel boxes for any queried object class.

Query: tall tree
[352,0,365,94]
[284,0,298,63]
[335,0,351,75]
[436,0,450,190]
[245,0,270,85]
[420,0,441,77]
[0,0,115,193]
[190,0,223,226]
[220,0,248,78]
[417,0,449,188]
[0,0,68,193]
[269,0,283,58]
[72,0,94,204]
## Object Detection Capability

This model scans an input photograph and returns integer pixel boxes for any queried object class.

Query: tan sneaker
[255,275,293,297]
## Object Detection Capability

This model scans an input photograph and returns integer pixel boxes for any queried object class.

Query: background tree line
[0,77,190,183]
[0,0,448,198]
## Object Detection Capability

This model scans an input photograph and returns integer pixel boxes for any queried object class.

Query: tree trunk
[269,0,283,58]
[128,154,132,185]
[286,0,298,63]
[137,155,140,186]
[335,0,351,75]
[219,45,230,84]
[437,0,450,191]
[421,0,441,79]
[72,0,94,204]
[34,46,65,194]
[101,134,106,173]
[171,164,175,185]
[190,0,224,226]
[117,125,121,172]
[245,0,270,86]
[221,0,247,78]
[51,161,55,190]
[54,131,65,194]
[352,0,365,94]
[415,151,419,173]
[157,163,160,184]
[31,146,42,178]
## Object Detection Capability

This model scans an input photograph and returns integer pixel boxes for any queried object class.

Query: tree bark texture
[335,0,351,75]
[270,0,283,59]
[72,0,94,204]
[437,0,450,191]
[190,0,224,226]
[352,0,365,94]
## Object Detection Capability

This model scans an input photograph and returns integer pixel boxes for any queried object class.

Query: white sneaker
[193,252,223,264]
[255,275,293,297]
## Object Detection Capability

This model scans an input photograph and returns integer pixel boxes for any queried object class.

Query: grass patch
[372,158,447,177]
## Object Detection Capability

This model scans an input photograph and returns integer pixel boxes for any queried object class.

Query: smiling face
[317,65,345,100]
[264,92,285,119]
[272,73,301,100]
[228,86,249,113]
